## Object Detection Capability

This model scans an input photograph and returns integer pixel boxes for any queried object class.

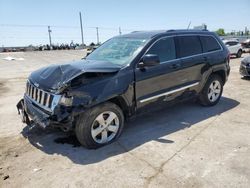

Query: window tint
[146,37,176,63]
[225,41,238,46]
[200,36,221,52]
[176,36,202,58]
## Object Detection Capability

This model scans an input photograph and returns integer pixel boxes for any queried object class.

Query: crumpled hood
[29,59,121,91]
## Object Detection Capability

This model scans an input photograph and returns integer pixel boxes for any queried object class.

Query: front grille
[26,81,54,109]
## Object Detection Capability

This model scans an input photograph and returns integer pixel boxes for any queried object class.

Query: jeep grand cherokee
[17,29,230,149]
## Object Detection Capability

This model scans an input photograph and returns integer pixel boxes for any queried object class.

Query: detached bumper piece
[17,97,50,128]
[17,99,31,125]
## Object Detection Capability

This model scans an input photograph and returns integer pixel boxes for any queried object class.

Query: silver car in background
[223,39,243,58]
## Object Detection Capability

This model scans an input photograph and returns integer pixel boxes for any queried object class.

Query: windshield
[86,37,149,66]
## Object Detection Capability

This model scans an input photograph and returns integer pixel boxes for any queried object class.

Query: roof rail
[166,29,175,32]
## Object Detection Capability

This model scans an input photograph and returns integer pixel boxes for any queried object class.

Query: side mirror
[138,54,160,68]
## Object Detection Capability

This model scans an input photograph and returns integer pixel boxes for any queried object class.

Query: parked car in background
[241,39,250,53]
[223,39,243,58]
[240,56,250,77]
[17,29,230,149]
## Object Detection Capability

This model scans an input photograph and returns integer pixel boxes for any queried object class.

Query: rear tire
[236,49,242,58]
[199,74,223,106]
[75,102,124,149]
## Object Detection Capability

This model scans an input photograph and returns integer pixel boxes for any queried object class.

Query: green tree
[89,42,96,46]
[216,28,226,36]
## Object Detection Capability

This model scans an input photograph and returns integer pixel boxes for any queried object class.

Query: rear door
[175,35,204,86]
[199,35,224,77]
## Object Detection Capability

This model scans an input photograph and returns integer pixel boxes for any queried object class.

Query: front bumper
[17,95,74,129]
[239,64,250,76]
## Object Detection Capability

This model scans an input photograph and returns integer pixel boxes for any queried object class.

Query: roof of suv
[121,29,214,39]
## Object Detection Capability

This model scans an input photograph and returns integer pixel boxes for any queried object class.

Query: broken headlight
[59,95,73,106]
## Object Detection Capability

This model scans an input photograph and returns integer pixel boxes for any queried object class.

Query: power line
[0,24,77,28]
[1,23,249,33]
[0,23,139,31]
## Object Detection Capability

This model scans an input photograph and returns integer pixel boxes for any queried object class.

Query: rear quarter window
[200,36,222,52]
[175,36,202,58]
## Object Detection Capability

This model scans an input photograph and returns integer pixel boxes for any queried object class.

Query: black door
[135,37,184,108]
[174,35,205,86]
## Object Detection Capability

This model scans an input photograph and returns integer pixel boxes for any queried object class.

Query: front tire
[75,102,124,149]
[199,74,223,106]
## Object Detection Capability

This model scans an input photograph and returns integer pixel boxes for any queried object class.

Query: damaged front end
[16,81,74,131]
[17,59,121,131]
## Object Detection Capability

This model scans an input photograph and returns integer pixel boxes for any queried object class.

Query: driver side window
[146,37,176,63]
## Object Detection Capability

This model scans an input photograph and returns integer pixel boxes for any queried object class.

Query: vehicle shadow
[21,96,239,165]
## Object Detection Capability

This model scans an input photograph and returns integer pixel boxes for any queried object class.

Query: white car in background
[223,39,243,58]
[242,39,250,53]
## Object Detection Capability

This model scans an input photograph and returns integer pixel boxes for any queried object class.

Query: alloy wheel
[208,80,221,102]
[91,111,120,144]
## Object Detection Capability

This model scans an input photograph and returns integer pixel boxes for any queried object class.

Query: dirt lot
[0,50,249,188]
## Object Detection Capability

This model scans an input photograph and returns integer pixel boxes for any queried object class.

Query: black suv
[17,30,230,149]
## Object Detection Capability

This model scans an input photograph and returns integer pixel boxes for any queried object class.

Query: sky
[0,0,249,47]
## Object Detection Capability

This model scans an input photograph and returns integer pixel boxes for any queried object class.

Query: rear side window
[200,36,221,52]
[175,36,202,58]
[146,37,176,63]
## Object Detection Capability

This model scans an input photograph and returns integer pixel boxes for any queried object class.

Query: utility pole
[79,12,84,47]
[48,26,52,47]
[119,27,122,35]
[187,21,191,29]
[96,27,99,44]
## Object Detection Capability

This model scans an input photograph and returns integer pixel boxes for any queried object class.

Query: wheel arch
[211,70,226,85]
[108,95,132,119]
[199,67,227,94]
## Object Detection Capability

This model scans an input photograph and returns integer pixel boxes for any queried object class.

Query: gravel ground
[0,50,249,188]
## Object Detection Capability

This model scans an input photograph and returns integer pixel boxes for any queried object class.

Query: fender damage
[16,59,133,130]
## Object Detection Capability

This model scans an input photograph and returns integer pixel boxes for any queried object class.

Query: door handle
[170,63,181,69]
